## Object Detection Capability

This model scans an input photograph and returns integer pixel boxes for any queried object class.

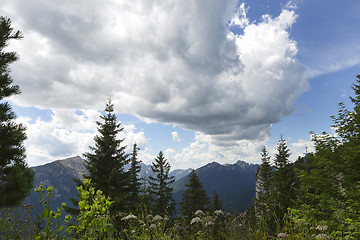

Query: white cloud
[228,3,249,29]
[17,109,149,166]
[2,1,309,169]
[171,131,182,142]
[165,132,266,169]
[164,133,315,169]
[290,138,314,158]
[138,147,156,166]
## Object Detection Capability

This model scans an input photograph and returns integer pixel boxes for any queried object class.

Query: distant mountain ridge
[24,156,86,218]
[172,160,259,212]
[24,156,258,215]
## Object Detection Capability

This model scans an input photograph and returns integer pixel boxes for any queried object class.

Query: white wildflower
[316,225,328,231]
[277,232,288,238]
[190,217,201,225]
[315,234,331,239]
[205,221,214,226]
[149,223,157,230]
[121,213,137,221]
[194,210,205,216]
[153,215,163,222]
[214,209,224,216]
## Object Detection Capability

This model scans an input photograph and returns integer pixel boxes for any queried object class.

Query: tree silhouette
[0,16,34,207]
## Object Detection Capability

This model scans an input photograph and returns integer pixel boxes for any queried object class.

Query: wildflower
[149,223,157,231]
[190,217,201,225]
[277,232,288,238]
[316,225,328,231]
[214,209,224,216]
[153,215,163,222]
[194,210,205,217]
[121,213,137,221]
[205,221,214,226]
[315,234,331,239]
[164,215,170,221]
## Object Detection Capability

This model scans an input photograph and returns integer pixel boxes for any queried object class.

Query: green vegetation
[84,98,130,215]
[127,143,142,213]
[180,170,210,220]
[148,151,176,216]
[0,16,34,208]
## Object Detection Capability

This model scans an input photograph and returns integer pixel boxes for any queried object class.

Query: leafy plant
[66,178,115,239]
[34,185,66,239]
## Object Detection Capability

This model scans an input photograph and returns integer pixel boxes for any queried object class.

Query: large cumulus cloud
[2,0,307,147]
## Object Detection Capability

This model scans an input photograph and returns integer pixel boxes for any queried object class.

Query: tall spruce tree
[271,137,295,221]
[84,98,129,213]
[180,170,210,219]
[148,151,175,216]
[0,16,34,207]
[255,146,273,217]
[127,143,142,212]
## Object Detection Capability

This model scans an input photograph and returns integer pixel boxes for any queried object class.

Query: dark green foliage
[180,170,210,219]
[211,189,222,213]
[271,137,296,222]
[63,177,82,216]
[291,75,360,236]
[255,146,272,218]
[127,143,142,212]
[148,151,175,216]
[0,16,34,207]
[331,75,360,190]
[84,98,129,213]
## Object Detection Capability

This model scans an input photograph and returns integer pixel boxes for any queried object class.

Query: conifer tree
[84,98,129,213]
[127,143,142,212]
[0,16,34,207]
[255,146,273,217]
[148,151,175,216]
[292,74,360,233]
[331,75,360,190]
[271,137,295,221]
[211,189,222,212]
[180,170,210,219]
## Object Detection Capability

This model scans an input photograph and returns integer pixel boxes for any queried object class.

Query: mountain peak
[204,161,221,168]
[235,160,251,167]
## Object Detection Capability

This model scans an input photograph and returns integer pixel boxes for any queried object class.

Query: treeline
[76,97,216,221]
[255,75,360,239]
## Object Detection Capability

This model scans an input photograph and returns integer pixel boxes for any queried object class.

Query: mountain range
[24,156,258,216]
[172,160,258,212]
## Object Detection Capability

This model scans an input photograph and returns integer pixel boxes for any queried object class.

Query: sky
[1,0,360,169]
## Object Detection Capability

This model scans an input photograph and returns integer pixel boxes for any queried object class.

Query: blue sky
[1,0,360,169]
